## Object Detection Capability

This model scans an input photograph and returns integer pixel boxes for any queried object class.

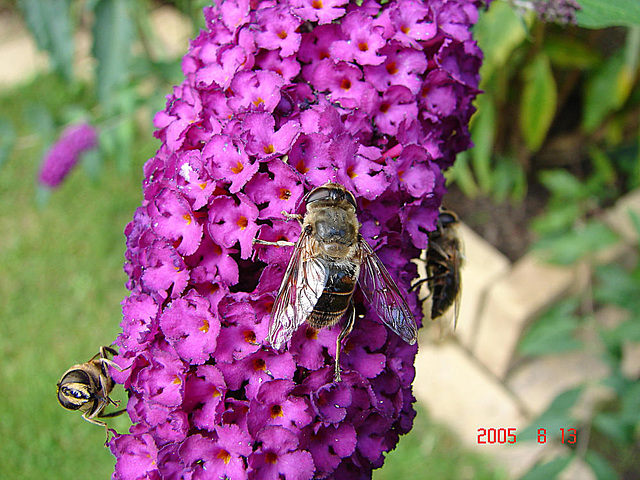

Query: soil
[442,182,550,262]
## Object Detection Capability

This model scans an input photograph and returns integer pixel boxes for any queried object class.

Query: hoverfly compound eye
[344,190,357,209]
[306,186,332,205]
[439,211,458,227]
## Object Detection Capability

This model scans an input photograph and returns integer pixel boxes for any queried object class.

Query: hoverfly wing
[268,228,327,350]
[358,239,418,345]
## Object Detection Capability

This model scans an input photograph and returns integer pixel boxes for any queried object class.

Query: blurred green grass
[0,74,150,478]
[0,74,506,479]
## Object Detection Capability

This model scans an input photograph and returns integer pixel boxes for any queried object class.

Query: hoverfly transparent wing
[358,238,418,345]
[268,227,327,349]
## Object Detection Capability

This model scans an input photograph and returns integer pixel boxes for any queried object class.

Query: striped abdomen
[307,259,359,329]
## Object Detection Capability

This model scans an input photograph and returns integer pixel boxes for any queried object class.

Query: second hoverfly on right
[414,208,464,330]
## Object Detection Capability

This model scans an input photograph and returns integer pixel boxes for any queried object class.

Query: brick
[559,457,597,480]
[413,339,545,478]
[472,255,576,378]
[454,223,511,348]
[603,189,640,245]
[414,340,526,442]
[506,351,610,416]
[622,342,640,379]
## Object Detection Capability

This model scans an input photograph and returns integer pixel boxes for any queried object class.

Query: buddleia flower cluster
[110,0,484,478]
[38,122,98,188]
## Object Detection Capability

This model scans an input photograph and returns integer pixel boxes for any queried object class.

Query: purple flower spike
[38,122,98,188]
[111,0,484,478]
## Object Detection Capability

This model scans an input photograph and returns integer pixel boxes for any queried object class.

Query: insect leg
[253,238,296,247]
[82,411,108,428]
[281,211,303,224]
[99,409,127,419]
[334,303,356,382]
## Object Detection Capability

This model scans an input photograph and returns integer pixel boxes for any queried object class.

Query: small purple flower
[111,0,485,478]
[292,0,348,24]
[248,426,315,480]
[179,428,252,480]
[38,123,98,188]
[208,194,260,259]
[159,290,220,364]
[255,6,302,57]
[330,11,387,66]
[110,432,159,480]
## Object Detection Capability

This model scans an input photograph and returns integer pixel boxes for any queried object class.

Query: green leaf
[595,263,640,314]
[533,220,619,265]
[584,450,620,480]
[576,0,640,29]
[520,53,557,152]
[518,298,582,356]
[530,203,582,236]
[588,148,618,188]
[538,169,585,200]
[583,50,633,133]
[81,147,103,181]
[24,103,55,147]
[92,0,135,111]
[519,456,573,480]
[544,35,601,70]
[474,0,528,83]
[448,151,480,198]
[491,155,527,202]
[18,0,75,80]
[469,94,496,194]
[518,388,583,443]
[0,118,16,170]
[593,412,634,445]
[620,381,640,418]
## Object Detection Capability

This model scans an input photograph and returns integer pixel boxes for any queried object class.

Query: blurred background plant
[1,0,640,478]
[515,209,640,479]
[450,0,640,205]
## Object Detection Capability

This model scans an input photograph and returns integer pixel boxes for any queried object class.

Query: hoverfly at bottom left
[56,345,126,443]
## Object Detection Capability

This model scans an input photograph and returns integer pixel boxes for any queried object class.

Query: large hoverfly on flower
[255,182,417,381]
[56,346,125,440]
[414,208,463,329]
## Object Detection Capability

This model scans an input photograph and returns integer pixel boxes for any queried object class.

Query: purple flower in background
[110,0,484,478]
[38,123,98,188]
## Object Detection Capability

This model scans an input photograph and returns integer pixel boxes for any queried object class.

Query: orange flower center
[237,216,248,230]
[263,144,275,155]
[231,161,244,174]
[270,404,283,418]
[199,318,209,333]
[217,450,231,464]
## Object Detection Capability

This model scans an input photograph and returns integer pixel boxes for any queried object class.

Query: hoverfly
[56,346,125,439]
[414,208,463,328]
[255,182,417,381]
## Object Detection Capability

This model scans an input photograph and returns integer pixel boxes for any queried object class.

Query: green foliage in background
[7,0,203,178]
[517,209,640,479]
[449,0,640,202]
